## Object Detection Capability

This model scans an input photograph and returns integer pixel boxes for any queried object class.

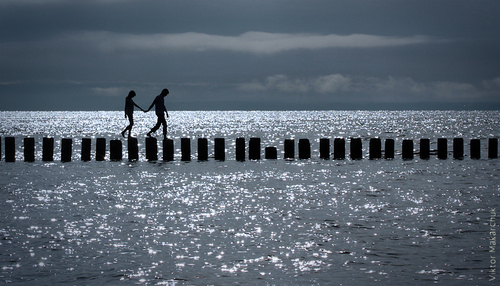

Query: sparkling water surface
[0,111,499,285]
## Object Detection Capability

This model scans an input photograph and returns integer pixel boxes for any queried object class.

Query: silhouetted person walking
[145,88,169,139]
[121,90,144,138]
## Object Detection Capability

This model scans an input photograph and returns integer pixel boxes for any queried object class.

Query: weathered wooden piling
[249,138,261,160]
[163,139,174,161]
[5,137,15,162]
[470,139,481,160]
[0,137,2,161]
[146,137,158,161]
[437,138,447,160]
[127,137,139,161]
[61,138,72,162]
[214,138,225,161]
[110,140,122,161]
[385,139,395,159]
[298,139,311,159]
[265,147,277,159]
[43,137,54,162]
[96,138,106,161]
[369,138,381,160]
[402,139,414,160]
[350,138,362,160]
[81,138,91,161]
[453,138,464,160]
[334,138,345,160]
[24,138,35,162]
[284,139,294,159]
[181,138,191,161]
[236,138,245,161]
[489,138,498,159]
[420,139,430,160]
[319,138,330,159]
[198,138,208,161]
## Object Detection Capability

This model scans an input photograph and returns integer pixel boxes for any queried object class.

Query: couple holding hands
[121,88,169,139]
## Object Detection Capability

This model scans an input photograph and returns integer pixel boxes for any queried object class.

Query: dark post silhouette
[402,139,414,160]
[146,137,158,161]
[24,138,35,162]
[437,138,447,160]
[470,139,481,160]
[420,139,430,160]
[61,138,72,162]
[5,137,15,162]
[110,140,122,161]
[163,139,174,161]
[489,138,498,159]
[96,138,106,161]
[43,137,54,162]
[198,138,208,161]
[369,138,381,160]
[350,138,362,160]
[214,138,225,161]
[181,138,191,161]
[298,139,311,159]
[249,138,261,160]
[284,139,294,159]
[385,139,395,159]
[265,147,277,159]
[453,138,464,160]
[334,138,345,160]
[236,138,245,161]
[0,137,2,161]
[128,137,139,161]
[81,138,91,161]
[319,138,330,159]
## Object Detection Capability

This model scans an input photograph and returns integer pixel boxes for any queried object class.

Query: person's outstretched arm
[133,100,145,111]
[145,100,155,112]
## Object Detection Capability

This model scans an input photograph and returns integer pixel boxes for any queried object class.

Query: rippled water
[0,111,499,285]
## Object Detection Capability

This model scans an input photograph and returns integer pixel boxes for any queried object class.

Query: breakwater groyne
[0,137,498,162]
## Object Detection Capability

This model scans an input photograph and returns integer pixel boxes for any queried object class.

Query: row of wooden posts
[0,137,498,162]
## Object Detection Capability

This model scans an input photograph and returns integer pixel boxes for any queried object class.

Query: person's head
[127,90,136,98]
[161,88,169,97]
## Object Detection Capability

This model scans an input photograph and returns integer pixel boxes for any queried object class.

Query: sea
[0,110,499,285]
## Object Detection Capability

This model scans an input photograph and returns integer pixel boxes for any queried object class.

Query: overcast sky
[1,0,499,110]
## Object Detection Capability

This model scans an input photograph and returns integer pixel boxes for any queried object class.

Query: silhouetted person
[121,90,145,138]
[145,88,169,139]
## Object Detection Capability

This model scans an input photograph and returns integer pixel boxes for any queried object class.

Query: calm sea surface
[0,111,499,285]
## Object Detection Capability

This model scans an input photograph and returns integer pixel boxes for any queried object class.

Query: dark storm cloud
[0,0,499,110]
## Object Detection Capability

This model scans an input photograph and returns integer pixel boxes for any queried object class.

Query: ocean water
[0,110,499,285]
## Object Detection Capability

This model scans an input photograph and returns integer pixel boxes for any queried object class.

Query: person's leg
[147,116,162,137]
[127,114,134,137]
[161,116,167,138]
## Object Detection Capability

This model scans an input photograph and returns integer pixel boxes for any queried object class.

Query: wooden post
[284,139,294,159]
[453,138,464,160]
[369,138,381,160]
[298,139,310,159]
[43,137,54,162]
[163,139,174,161]
[146,137,158,161]
[437,138,447,160]
[198,138,208,161]
[470,139,480,160]
[5,137,15,162]
[61,138,72,162]
[420,139,430,160]
[127,137,138,161]
[265,147,277,159]
[489,138,498,159]
[24,138,35,162]
[81,138,91,161]
[0,137,2,161]
[96,138,106,161]
[350,138,362,160]
[334,138,345,160]
[249,138,261,160]
[236,138,245,161]
[181,138,191,161]
[385,139,394,159]
[402,139,414,160]
[110,140,122,161]
[319,138,330,159]
[214,138,225,161]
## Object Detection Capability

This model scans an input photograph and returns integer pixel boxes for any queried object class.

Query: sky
[0,0,499,111]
